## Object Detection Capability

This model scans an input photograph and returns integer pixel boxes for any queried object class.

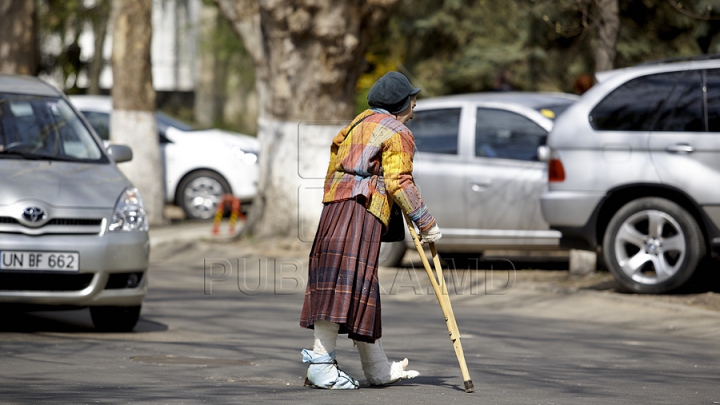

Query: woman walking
[300,72,442,389]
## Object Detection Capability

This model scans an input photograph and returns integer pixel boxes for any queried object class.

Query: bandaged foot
[301,321,359,390]
[302,349,359,389]
[355,339,420,385]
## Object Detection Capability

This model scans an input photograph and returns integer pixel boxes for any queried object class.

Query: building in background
[38,0,256,134]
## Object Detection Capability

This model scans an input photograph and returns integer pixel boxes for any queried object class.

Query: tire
[602,197,705,294]
[176,170,231,220]
[90,305,141,332]
[378,241,406,268]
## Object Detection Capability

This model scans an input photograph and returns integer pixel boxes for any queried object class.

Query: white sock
[313,320,339,355]
[355,339,420,385]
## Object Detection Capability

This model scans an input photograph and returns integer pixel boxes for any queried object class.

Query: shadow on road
[0,308,167,334]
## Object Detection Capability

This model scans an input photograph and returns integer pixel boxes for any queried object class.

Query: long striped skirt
[299,198,383,343]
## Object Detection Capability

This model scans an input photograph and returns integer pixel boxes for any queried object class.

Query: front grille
[46,218,102,226]
[0,217,101,227]
[0,272,94,292]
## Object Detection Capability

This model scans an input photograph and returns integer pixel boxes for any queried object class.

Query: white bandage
[313,320,339,355]
[355,339,420,385]
[303,320,359,389]
[420,223,442,243]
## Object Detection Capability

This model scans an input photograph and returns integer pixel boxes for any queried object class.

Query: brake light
[549,158,565,182]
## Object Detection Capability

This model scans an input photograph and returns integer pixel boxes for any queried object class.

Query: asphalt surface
[1,222,719,404]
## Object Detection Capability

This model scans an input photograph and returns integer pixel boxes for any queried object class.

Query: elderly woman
[300,72,442,389]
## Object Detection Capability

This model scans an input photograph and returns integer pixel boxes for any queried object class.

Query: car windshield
[0,93,104,162]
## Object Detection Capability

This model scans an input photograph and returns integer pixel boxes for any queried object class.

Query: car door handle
[470,180,492,192]
[665,144,694,154]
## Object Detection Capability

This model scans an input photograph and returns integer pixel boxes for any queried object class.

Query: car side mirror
[107,144,133,163]
[537,145,550,162]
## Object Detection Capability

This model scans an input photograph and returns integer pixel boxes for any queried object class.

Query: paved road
[1,239,719,404]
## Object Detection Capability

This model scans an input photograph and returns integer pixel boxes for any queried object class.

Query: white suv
[541,57,720,293]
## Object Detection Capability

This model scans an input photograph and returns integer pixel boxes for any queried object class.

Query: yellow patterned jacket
[323,109,436,231]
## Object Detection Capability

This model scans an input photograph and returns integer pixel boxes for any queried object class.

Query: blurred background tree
[0,0,37,75]
[355,0,720,109]
[18,0,720,128]
[36,0,109,94]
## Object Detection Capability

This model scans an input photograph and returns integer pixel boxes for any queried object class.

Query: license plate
[0,251,80,271]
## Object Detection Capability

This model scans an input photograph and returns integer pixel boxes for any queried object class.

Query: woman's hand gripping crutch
[403,213,475,393]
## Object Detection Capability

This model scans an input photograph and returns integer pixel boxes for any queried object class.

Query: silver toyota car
[379,92,578,267]
[541,57,720,294]
[0,75,149,331]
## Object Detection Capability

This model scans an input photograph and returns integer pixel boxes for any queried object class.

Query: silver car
[380,92,578,267]
[0,75,149,331]
[541,57,720,293]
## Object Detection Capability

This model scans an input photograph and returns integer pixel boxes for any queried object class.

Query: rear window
[0,93,105,162]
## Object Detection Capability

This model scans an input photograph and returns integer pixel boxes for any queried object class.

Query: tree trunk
[110,0,165,225]
[194,2,226,127]
[0,0,36,75]
[594,0,619,72]
[215,0,399,238]
[88,0,110,95]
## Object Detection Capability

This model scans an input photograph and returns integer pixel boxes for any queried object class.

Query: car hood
[0,160,131,208]
[165,128,260,152]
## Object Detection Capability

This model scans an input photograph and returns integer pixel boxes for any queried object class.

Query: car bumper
[541,191,605,251]
[540,191,605,227]
[0,231,149,307]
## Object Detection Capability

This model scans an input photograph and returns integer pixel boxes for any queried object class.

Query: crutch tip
[464,380,475,393]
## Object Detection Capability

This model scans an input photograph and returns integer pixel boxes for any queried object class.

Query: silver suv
[0,75,149,330]
[541,57,720,293]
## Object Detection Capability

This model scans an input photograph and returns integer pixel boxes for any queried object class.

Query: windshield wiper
[0,149,43,160]
[0,149,86,162]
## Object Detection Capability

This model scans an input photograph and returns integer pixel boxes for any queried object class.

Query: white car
[69,96,259,220]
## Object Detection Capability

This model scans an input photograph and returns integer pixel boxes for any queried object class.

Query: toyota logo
[22,206,47,223]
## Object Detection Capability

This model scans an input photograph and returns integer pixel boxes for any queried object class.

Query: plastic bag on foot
[301,349,359,390]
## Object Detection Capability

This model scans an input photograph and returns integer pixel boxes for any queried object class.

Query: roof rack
[638,53,720,66]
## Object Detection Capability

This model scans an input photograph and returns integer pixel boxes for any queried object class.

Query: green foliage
[363,0,720,99]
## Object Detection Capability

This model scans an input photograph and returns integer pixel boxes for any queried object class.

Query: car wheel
[379,241,406,267]
[90,305,141,332]
[177,170,231,220]
[603,197,705,294]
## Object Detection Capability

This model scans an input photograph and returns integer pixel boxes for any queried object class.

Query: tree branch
[666,0,720,21]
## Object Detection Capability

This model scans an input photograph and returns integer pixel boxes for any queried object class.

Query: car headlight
[229,144,258,165]
[109,187,149,232]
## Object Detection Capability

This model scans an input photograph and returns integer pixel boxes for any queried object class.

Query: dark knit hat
[367,72,421,114]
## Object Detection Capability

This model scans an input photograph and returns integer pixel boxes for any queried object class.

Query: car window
[652,70,704,132]
[0,94,104,162]
[590,71,681,131]
[81,110,111,141]
[475,108,547,161]
[406,108,461,154]
[706,69,720,132]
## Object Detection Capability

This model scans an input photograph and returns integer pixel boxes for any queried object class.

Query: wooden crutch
[403,213,475,393]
